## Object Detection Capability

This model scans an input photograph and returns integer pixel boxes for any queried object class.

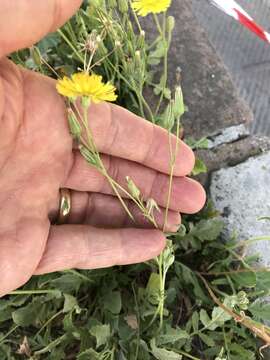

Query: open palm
[0,0,205,296]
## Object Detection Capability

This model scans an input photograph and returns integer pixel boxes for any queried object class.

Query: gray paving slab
[210,151,270,267]
[192,0,270,135]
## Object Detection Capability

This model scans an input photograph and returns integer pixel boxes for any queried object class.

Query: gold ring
[57,188,71,224]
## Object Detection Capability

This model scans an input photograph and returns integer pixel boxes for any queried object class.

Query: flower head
[132,0,171,16]
[56,72,117,103]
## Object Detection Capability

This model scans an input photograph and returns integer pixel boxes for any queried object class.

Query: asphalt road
[192,0,270,135]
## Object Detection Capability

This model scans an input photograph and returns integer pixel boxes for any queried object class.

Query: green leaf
[192,158,207,176]
[0,307,12,323]
[63,294,80,313]
[90,324,111,348]
[103,291,122,314]
[12,300,43,327]
[77,348,99,360]
[148,41,166,64]
[37,33,61,53]
[200,309,211,328]
[249,301,270,321]
[190,218,224,241]
[231,272,257,288]
[209,305,232,331]
[191,312,199,333]
[198,333,215,347]
[150,339,182,360]
[51,274,83,293]
[163,240,175,272]
[229,343,255,360]
[157,327,189,345]
[185,137,209,150]
[146,273,160,305]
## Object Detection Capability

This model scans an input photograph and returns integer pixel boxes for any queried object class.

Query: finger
[0,0,82,57]
[65,152,206,213]
[76,102,195,176]
[53,191,181,232]
[0,217,48,297]
[35,225,166,274]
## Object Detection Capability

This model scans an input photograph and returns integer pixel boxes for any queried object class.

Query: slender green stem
[144,303,161,331]
[75,103,158,225]
[66,21,79,46]
[129,0,143,33]
[40,56,60,78]
[154,13,170,116]
[137,94,146,118]
[63,269,93,283]
[171,349,201,360]
[148,37,160,51]
[140,94,155,122]
[156,120,181,330]
[227,248,253,270]
[163,119,180,232]
[57,29,84,63]
[103,175,158,227]
[228,236,270,250]
[105,58,154,121]
[0,326,19,345]
[34,310,63,339]
[10,290,58,295]
[79,106,135,220]
[153,14,163,37]
[154,48,167,116]
[158,255,164,330]
[105,174,135,220]
[82,104,94,148]
[34,334,67,355]
[223,326,231,359]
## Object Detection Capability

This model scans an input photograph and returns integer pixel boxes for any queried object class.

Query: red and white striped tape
[210,0,270,44]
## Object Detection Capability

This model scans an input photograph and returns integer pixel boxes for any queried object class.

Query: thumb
[0,0,82,58]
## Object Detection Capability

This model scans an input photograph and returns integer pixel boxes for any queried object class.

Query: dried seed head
[146,198,160,216]
[82,31,101,53]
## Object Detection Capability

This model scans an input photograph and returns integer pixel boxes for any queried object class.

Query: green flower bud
[126,176,141,199]
[67,109,81,138]
[166,16,175,33]
[173,85,185,119]
[30,46,42,67]
[137,30,145,49]
[108,0,117,8]
[115,41,124,58]
[237,291,249,310]
[127,21,136,43]
[124,57,135,76]
[79,145,98,166]
[135,50,141,69]
[146,198,160,217]
[81,96,91,109]
[161,101,175,131]
[118,0,128,13]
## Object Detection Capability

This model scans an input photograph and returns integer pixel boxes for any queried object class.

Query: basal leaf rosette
[56,72,117,103]
[132,0,171,17]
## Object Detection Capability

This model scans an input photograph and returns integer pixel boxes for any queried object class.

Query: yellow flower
[56,72,117,103]
[132,0,171,16]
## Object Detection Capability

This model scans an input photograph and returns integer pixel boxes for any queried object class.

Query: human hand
[0,0,206,296]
